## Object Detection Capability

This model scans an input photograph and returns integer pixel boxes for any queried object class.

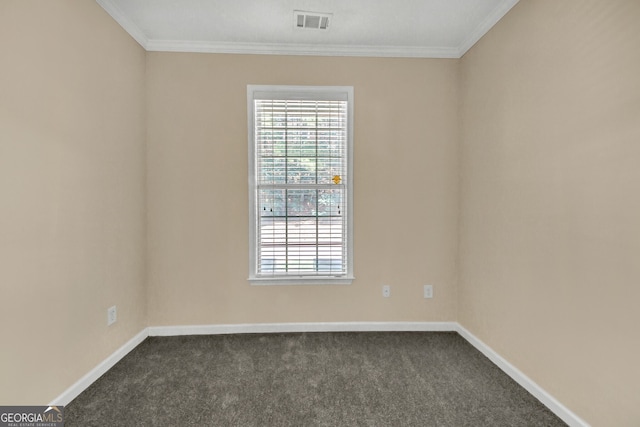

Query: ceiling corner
[96,0,149,49]
[456,0,520,57]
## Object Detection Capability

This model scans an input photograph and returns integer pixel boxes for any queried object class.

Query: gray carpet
[65,332,566,426]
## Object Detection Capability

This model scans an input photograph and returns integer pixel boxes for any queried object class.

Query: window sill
[249,276,354,286]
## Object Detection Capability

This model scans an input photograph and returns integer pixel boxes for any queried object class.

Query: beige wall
[0,1,147,404]
[459,1,640,425]
[146,54,460,326]
[5,0,638,423]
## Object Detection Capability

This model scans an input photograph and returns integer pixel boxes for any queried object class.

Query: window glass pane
[316,158,343,184]
[318,215,344,272]
[258,216,286,274]
[286,158,316,184]
[317,189,343,216]
[286,189,317,216]
[286,217,317,274]
[286,129,316,157]
[317,130,336,157]
[318,216,343,242]
[257,129,286,157]
[251,88,351,280]
[258,189,286,216]
[259,158,286,184]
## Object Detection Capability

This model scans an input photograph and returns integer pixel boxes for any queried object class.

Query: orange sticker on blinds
[332,175,342,184]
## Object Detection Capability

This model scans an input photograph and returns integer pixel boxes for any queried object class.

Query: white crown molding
[96,0,517,58]
[455,324,590,427]
[145,40,460,59]
[49,328,148,406]
[456,0,520,57]
[96,0,148,48]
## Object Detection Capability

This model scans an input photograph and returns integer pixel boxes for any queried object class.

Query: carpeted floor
[65,332,566,426]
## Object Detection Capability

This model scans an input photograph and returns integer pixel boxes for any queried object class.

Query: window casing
[248,85,354,285]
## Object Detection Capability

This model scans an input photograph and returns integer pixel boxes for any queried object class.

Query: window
[248,85,354,285]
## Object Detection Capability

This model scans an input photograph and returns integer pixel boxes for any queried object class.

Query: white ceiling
[97,0,520,58]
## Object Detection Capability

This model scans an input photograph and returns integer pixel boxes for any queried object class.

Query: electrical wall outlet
[423,285,433,299]
[382,285,391,298]
[107,305,117,326]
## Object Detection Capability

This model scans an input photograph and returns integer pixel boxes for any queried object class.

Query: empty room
[1,0,638,426]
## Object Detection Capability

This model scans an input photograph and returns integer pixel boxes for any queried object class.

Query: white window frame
[247,85,354,285]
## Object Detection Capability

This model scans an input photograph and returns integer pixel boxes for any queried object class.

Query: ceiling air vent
[294,10,332,30]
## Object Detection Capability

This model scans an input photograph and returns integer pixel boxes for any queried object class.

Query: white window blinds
[248,86,353,284]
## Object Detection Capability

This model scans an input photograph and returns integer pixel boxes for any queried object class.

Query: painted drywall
[0,1,147,404]
[146,54,459,326]
[459,1,640,425]
[8,1,637,424]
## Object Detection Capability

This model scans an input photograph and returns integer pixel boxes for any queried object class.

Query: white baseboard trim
[147,321,457,336]
[49,328,149,406]
[51,321,588,426]
[455,324,589,427]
